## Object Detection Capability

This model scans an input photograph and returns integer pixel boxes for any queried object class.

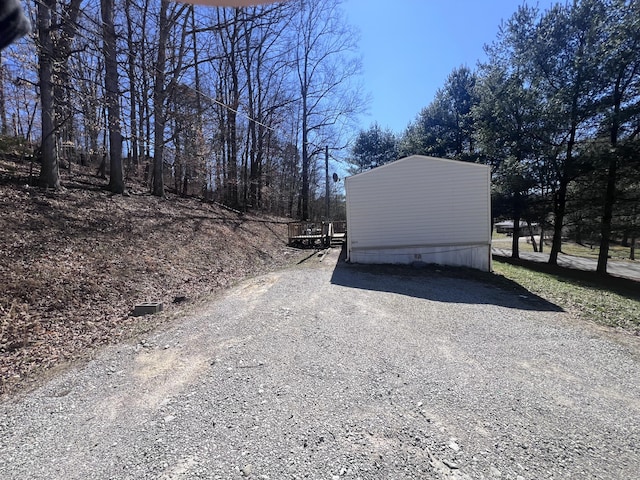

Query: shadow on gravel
[330,246,563,312]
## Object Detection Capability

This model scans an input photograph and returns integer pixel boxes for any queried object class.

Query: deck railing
[332,221,347,234]
[287,221,340,247]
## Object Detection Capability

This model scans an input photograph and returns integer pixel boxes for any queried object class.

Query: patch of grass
[492,231,634,262]
[492,259,640,332]
[560,242,632,261]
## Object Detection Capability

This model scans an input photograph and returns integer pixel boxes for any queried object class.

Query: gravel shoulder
[1,247,639,479]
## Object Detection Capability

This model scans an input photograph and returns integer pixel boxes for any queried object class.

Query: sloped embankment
[0,163,304,395]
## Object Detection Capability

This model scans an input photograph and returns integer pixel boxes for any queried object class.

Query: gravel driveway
[1,248,639,479]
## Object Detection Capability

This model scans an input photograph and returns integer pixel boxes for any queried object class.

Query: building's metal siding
[345,155,491,271]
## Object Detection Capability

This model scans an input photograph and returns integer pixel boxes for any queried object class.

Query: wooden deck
[287,221,346,248]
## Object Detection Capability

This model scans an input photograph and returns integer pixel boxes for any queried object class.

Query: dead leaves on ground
[0,160,300,396]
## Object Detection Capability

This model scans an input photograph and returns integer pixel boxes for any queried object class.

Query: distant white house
[345,155,492,271]
[494,220,538,236]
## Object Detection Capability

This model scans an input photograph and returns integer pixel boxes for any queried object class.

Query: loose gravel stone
[1,248,639,479]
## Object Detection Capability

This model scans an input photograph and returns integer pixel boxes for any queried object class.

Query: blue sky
[342,0,557,135]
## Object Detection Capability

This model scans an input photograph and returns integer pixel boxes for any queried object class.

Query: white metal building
[345,155,492,271]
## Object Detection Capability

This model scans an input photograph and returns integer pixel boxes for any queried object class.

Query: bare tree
[36,0,82,189]
[36,0,59,189]
[124,0,140,169]
[101,0,124,193]
[212,7,244,207]
[152,0,170,197]
[72,47,103,163]
[292,0,363,220]
[152,0,189,197]
[240,3,293,210]
[0,52,7,135]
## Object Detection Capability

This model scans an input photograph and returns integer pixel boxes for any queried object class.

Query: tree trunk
[0,52,7,135]
[548,180,567,265]
[301,87,309,220]
[102,0,125,194]
[549,120,577,265]
[246,63,258,208]
[539,221,544,253]
[597,79,623,275]
[52,0,81,149]
[597,154,616,274]
[227,12,240,207]
[527,219,538,252]
[191,6,203,199]
[511,215,520,259]
[97,151,107,179]
[125,0,139,169]
[37,0,60,190]
[141,0,151,161]
[152,0,169,197]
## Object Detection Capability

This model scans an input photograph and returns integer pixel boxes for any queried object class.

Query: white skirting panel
[348,244,491,272]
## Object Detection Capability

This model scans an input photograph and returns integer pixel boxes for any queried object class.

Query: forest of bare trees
[0,0,362,219]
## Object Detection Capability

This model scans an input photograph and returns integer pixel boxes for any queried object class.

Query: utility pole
[325,145,330,220]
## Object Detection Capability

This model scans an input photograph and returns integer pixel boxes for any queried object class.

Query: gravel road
[1,247,639,479]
